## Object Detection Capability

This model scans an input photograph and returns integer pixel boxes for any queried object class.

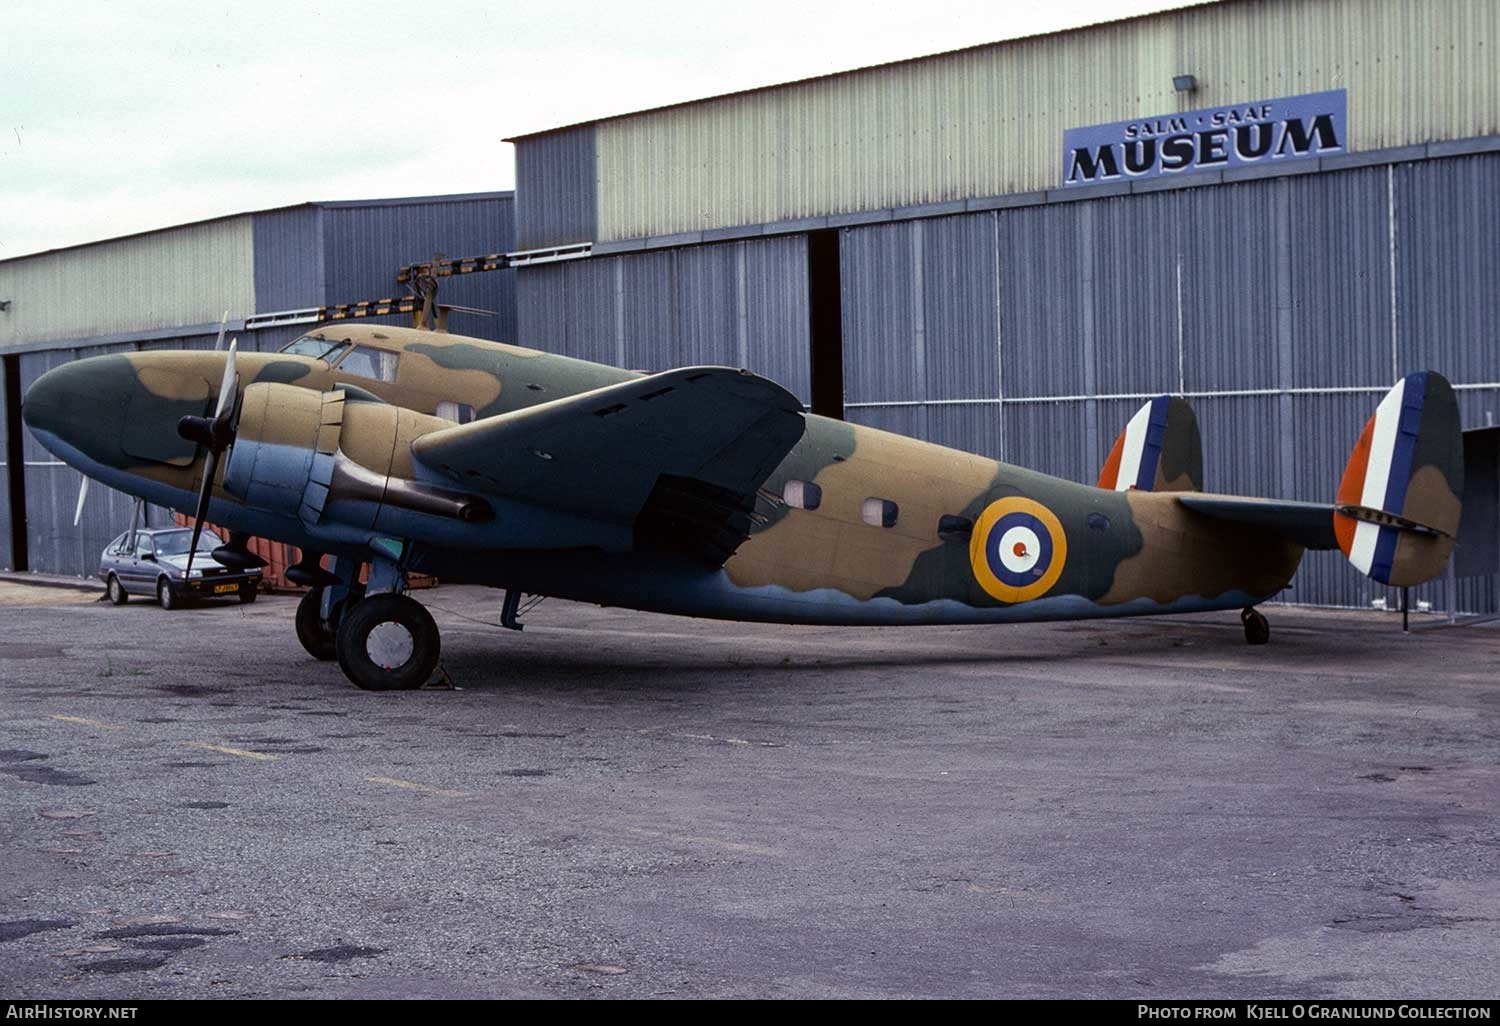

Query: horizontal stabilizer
[1098,396,1202,493]
[1178,495,1339,550]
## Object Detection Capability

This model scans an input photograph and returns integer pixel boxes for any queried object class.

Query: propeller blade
[214,338,238,419]
[72,476,89,527]
[185,338,240,576]
[213,311,229,351]
[185,449,220,577]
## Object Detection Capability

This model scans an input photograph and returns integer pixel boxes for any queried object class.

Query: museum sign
[1062,89,1347,186]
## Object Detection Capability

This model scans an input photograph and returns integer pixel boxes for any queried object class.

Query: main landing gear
[1241,606,1270,645]
[292,550,440,691]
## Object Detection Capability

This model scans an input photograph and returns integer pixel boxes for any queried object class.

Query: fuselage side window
[861,498,899,528]
[435,401,477,425]
[782,480,822,511]
[335,345,400,383]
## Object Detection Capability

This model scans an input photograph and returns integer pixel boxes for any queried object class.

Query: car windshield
[279,335,351,363]
[153,529,222,556]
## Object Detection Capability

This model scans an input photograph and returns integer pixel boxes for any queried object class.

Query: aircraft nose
[21,356,131,461]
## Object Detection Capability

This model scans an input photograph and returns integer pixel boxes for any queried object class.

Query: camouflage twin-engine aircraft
[23,324,1463,691]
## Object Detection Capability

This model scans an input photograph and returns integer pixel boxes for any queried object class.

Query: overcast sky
[2,0,1188,258]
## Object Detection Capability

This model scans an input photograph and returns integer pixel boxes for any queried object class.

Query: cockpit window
[335,345,400,383]
[280,335,351,363]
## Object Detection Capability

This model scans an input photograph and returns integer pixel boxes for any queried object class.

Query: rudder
[1335,372,1463,587]
[1098,395,1203,493]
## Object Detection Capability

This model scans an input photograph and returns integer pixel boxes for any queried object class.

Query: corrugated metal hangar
[508,0,1500,614]
[4,0,1498,614]
[0,193,516,577]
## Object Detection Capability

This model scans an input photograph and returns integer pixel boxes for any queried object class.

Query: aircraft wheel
[238,583,258,604]
[294,585,365,661]
[335,593,440,692]
[158,577,181,610]
[295,588,336,660]
[1241,606,1270,645]
[106,574,128,606]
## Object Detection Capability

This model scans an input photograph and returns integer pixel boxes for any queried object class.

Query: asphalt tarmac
[1,580,1497,999]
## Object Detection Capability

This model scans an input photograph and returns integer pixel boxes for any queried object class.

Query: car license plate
[213,583,238,594]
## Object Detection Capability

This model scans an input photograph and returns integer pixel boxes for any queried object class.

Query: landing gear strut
[1241,606,1270,645]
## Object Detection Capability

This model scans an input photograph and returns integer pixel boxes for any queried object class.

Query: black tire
[158,577,180,610]
[1241,606,1270,645]
[238,582,258,604]
[335,593,440,692]
[294,585,364,661]
[106,574,128,606]
[295,588,337,661]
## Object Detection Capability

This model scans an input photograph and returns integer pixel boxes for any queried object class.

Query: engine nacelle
[222,383,491,528]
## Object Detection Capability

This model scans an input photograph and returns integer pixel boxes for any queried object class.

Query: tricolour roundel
[969,497,1068,603]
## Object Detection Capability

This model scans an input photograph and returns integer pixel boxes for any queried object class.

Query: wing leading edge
[411,366,806,564]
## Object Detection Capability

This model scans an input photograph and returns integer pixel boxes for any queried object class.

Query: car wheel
[238,583,258,604]
[158,577,180,610]
[106,574,128,606]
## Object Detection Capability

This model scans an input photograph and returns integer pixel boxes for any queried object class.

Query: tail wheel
[158,578,180,610]
[238,583,258,604]
[106,575,128,606]
[1241,606,1270,645]
[335,593,440,692]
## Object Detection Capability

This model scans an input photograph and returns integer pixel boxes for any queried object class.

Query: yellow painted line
[49,714,121,730]
[366,776,470,799]
[626,827,782,858]
[186,742,277,762]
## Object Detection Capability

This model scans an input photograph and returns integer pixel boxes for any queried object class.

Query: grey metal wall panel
[515,126,598,249]
[621,251,678,372]
[1194,395,1281,499]
[742,236,811,403]
[562,260,622,367]
[927,404,1003,464]
[1458,388,1500,432]
[846,406,929,449]
[1092,196,1180,397]
[252,206,324,313]
[841,222,919,404]
[515,239,811,402]
[997,205,1089,399]
[1288,168,1394,389]
[1180,181,1281,392]
[321,196,517,342]
[674,245,739,368]
[1396,155,1500,382]
[1001,401,1089,483]
[516,264,569,357]
[924,215,1001,402]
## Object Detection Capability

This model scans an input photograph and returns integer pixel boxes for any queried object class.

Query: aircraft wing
[411,366,806,564]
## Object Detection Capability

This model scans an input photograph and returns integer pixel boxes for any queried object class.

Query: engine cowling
[222,383,491,527]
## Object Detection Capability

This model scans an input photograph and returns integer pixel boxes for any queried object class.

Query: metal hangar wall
[0,192,516,578]
[505,0,1500,614]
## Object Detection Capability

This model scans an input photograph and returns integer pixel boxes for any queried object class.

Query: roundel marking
[969,497,1068,603]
